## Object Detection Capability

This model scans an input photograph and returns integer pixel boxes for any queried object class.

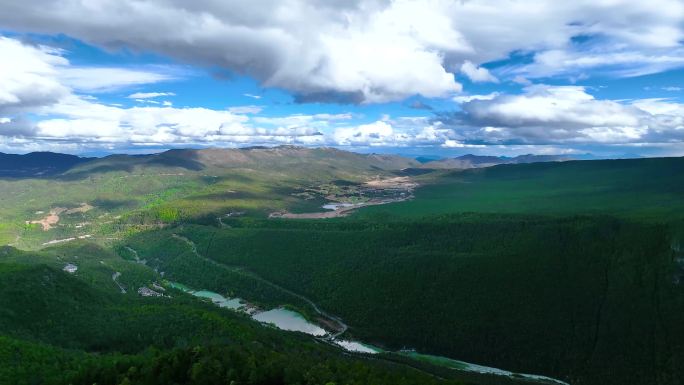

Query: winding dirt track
[112,271,126,293]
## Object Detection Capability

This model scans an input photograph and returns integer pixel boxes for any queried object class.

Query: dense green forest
[2,151,684,385]
[360,157,684,220]
[122,213,684,385]
[1,257,513,385]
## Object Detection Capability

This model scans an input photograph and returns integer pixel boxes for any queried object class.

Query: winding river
[168,282,379,353]
[167,282,567,384]
[144,236,567,384]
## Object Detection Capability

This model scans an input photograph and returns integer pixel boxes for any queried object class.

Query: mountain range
[421,154,575,169]
[0,152,92,177]
[0,147,584,178]
[1,146,683,385]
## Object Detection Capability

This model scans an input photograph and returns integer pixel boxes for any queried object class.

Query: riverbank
[165,280,568,385]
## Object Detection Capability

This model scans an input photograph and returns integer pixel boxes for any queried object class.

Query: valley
[3,4,682,384]
[1,146,683,385]
[167,275,569,384]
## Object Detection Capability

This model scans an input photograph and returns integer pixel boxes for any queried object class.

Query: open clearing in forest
[27,203,94,231]
[271,176,416,219]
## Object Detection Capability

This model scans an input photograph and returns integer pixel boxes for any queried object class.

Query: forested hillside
[2,152,684,385]
[361,157,684,220]
[0,146,418,248]
[0,250,512,385]
[125,214,683,385]
[3,1,682,383]
[0,152,92,177]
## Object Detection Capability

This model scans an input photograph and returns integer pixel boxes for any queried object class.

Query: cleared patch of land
[27,203,94,231]
[28,208,66,230]
[64,202,94,214]
[364,176,418,190]
[271,198,409,219]
[272,176,417,219]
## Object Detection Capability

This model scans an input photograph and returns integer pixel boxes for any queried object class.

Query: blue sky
[0,0,683,158]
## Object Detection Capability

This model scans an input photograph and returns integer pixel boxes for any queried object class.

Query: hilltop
[63,146,420,178]
[0,152,92,177]
[0,147,582,180]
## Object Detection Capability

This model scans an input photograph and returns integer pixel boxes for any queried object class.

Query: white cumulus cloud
[4,1,681,101]
[451,85,684,144]
[460,61,499,83]
[0,37,69,114]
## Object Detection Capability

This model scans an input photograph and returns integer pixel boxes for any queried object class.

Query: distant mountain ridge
[0,146,422,179]
[422,154,574,169]
[0,147,627,179]
[0,152,93,177]
[64,146,421,178]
